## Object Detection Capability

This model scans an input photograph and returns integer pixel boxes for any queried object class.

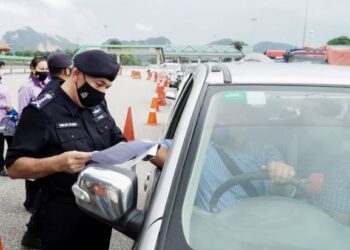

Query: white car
[74,63,350,250]
[162,63,183,88]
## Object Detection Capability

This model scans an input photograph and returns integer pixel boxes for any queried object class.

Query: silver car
[73,62,350,250]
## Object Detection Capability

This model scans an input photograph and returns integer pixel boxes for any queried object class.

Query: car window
[178,85,350,250]
[164,76,194,139]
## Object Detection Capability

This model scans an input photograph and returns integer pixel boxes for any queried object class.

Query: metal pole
[302,0,309,47]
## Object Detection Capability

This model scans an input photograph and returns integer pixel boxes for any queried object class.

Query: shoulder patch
[30,91,55,109]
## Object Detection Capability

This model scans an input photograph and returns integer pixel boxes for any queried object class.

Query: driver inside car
[151,135,295,211]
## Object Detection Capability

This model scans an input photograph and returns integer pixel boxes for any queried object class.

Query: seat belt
[214,146,259,197]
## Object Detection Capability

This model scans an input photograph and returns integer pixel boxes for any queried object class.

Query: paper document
[91,140,158,165]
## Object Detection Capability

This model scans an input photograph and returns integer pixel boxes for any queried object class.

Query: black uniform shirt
[6,84,126,195]
[43,76,65,92]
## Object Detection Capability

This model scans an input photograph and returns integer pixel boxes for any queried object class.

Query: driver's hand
[266,161,295,183]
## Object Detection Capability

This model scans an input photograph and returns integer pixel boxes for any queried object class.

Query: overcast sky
[1,0,349,47]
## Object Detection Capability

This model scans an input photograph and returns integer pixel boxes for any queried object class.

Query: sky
[0,0,349,47]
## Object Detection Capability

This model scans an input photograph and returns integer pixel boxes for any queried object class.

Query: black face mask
[77,80,105,108]
[35,71,48,82]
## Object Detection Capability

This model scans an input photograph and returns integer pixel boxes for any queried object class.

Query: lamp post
[302,0,309,47]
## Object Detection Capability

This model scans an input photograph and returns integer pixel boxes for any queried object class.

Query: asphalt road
[0,70,174,250]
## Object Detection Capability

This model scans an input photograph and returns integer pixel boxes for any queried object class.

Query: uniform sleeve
[5,105,49,167]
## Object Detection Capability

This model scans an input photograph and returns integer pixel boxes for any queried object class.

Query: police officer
[20,52,73,249]
[46,52,72,89]
[6,50,126,250]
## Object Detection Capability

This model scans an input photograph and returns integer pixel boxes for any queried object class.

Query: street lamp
[302,0,309,47]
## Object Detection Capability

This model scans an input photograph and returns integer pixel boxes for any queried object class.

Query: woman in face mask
[17,56,49,213]
[18,56,49,115]
[0,61,15,176]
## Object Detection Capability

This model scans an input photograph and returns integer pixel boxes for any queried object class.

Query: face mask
[77,80,105,108]
[35,71,48,82]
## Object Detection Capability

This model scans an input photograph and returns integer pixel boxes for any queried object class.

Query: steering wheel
[209,170,315,212]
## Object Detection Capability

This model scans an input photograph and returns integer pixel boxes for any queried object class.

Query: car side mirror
[166,91,176,100]
[72,163,143,239]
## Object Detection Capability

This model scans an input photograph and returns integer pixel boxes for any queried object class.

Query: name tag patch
[56,122,80,129]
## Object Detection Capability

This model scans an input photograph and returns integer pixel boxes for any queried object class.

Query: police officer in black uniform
[6,50,126,250]
[46,52,73,89]
[20,51,74,249]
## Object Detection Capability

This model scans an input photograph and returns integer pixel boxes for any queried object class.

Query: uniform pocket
[56,128,85,151]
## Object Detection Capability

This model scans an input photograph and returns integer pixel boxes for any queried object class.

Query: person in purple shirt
[18,56,49,114]
[0,61,15,176]
[18,56,49,213]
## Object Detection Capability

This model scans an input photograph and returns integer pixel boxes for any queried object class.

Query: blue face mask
[77,79,105,108]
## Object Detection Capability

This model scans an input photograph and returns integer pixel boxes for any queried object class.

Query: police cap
[73,50,119,81]
[47,52,72,69]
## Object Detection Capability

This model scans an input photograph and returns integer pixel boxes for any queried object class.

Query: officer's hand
[57,151,92,174]
[266,161,295,183]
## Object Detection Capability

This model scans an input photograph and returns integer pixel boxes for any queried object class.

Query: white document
[92,140,158,165]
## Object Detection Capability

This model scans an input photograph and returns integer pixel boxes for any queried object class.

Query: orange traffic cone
[145,108,158,126]
[123,107,135,141]
[157,85,167,106]
[0,238,3,250]
[150,93,160,112]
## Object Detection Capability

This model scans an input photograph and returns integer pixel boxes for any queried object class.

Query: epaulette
[30,91,55,109]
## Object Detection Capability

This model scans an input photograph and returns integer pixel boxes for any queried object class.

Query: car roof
[204,62,350,86]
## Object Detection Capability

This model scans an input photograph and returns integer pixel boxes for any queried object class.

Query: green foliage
[230,41,248,47]
[14,50,33,57]
[120,55,141,65]
[108,39,122,45]
[327,36,350,45]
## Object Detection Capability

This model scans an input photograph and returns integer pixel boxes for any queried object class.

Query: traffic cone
[150,93,160,112]
[123,107,135,141]
[0,238,3,250]
[145,108,158,126]
[157,85,167,106]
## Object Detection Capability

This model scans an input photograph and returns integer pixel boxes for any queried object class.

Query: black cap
[73,50,119,81]
[47,52,72,69]
[0,61,4,66]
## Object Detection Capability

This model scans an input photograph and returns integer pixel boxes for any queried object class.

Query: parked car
[162,63,183,88]
[73,63,350,249]
[147,64,164,73]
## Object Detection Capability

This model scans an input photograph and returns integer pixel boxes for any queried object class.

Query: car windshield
[289,54,326,64]
[182,85,350,250]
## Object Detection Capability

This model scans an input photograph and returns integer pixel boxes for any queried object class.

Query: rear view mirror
[73,164,144,239]
[73,164,137,221]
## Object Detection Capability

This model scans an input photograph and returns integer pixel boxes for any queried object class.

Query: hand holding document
[91,140,158,165]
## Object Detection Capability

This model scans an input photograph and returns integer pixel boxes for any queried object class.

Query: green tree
[327,36,350,45]
[120,55,141,65]
[108,39,122,45]
[15,50,34,57]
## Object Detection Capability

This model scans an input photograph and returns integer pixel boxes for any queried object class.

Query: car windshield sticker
[224,91,246,101]
[246,92,266,105]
